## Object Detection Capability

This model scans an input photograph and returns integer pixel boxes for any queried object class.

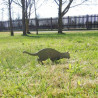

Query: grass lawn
[0,31,98,97]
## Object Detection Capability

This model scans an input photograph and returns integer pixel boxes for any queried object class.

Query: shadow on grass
[26,32,98,39]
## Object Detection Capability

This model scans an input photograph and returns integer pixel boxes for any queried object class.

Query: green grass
[0,31,98,97]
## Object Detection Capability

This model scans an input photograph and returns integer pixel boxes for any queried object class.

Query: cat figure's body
[23,48,70,64]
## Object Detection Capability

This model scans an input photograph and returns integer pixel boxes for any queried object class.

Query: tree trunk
[35,18,38,35]
[25,0,30,34]
[8,0,14,36]
[21,0,26,36]
[58,0,62,34]
[58,13,62,34]
[34,0,38,35]
[26,19,30,34]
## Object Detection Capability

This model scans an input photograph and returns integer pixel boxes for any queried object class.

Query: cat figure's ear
[64,51,69,53]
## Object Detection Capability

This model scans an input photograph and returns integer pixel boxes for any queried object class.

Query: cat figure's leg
[50,58,57,64]
[50,57,60,64]
[37,58,44,65]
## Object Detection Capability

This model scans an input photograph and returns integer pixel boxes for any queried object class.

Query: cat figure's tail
[23,51,37,56]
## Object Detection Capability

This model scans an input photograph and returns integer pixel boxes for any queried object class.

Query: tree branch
[70,0,89,8]
[13,0,22,7]
[62,0,73,17]
[11,0,13,4]
[62,0,67,5]
[54,0,59,6]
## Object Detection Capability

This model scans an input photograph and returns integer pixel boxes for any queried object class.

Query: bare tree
[13,0,27,35]
[21,0,26,35]
[13,0,46,35]
[13,0,34,34]
[33,0,47,35]
[8,0,14,36]
[34,0,38,35]
[54,0,89,34]
[25,0,46,35]
[2,0,14,36]
[25,0,34,34]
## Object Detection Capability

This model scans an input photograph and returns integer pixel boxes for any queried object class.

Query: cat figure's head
[61,52,70,59]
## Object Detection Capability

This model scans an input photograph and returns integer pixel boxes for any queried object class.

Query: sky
[0,0,98,21]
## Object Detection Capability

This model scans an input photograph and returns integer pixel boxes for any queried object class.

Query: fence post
[97,15,98,28]
[91,15,93,29]
[94,15,96,28]
[86,15,89,30]
[51,17,53,31]
[83,16,84,28]
[68,16,70,30]
[74,16,76,28]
